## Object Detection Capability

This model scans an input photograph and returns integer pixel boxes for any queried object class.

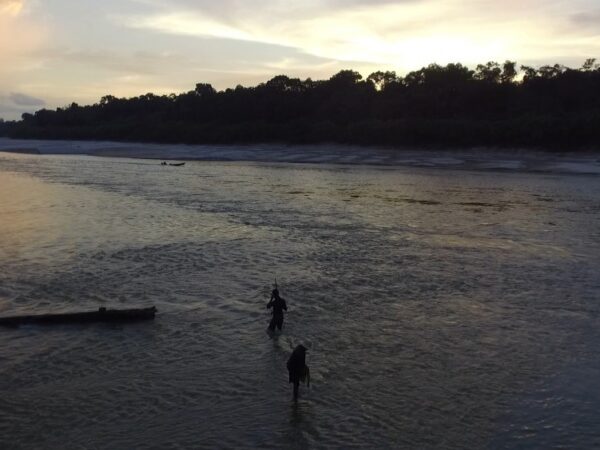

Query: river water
[1,151,599,449]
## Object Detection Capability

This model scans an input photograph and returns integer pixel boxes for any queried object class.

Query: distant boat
[168,162,185,166]
[0,306,157,327]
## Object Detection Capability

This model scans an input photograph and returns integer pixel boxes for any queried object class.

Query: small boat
[0,306,157,327]
[168,162,185,166]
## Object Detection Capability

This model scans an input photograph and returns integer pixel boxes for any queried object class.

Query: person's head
[295,344,307,354]
[272,288,279,297]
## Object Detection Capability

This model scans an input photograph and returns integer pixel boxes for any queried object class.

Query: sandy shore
[1,137,599,175]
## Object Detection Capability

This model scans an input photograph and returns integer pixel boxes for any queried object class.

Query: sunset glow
[1,0,599,119]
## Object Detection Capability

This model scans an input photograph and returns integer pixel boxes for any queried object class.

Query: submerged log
[0,306,157,327]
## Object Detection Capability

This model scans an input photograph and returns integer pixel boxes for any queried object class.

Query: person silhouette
[287,345,310,401]
[266,287,287,332]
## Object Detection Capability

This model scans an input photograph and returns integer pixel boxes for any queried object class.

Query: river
[1,150,599,449]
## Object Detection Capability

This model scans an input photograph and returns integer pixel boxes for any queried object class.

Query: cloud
[116,0,600,71]
[0,90,44,120]
[128,0,417,21]
[0,0,23,16]
[9,91,45,106]
[0,0,47,75]
[31,47,192,76]
[121,12,253,42]
[570,10,600,32]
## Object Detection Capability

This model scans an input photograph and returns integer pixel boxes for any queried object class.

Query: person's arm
[282,299,288,311]
[267,291,277,308]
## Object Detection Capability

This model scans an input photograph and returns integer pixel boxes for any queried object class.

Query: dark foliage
[2,60,600,150]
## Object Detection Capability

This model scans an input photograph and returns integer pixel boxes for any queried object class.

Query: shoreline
[1,137,599,175]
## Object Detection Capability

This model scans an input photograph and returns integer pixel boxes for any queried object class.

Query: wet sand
[1,137,599,175]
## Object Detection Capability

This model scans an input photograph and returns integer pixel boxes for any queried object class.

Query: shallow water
[1,152,599,449]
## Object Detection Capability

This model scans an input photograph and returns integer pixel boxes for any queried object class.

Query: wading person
[287,344,310,401]
[267,287,287,332]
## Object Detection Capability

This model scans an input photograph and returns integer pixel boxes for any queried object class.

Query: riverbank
[1,137,599,175]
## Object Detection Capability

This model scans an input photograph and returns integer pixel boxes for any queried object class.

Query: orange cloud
[0,0,23,16]
[0,1,47,75]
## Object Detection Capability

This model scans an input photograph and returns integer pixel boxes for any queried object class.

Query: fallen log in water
[0,306,157,327]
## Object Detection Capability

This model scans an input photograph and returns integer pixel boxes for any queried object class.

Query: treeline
[2,59,600,150]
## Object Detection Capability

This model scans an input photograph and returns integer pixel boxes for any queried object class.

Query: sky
[1,0,599,119]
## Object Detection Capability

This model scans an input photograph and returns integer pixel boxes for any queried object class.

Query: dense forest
[1,59,600,150]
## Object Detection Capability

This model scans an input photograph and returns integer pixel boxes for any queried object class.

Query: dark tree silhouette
[501,61,518,83]
[366,71,398,91]
[2,59,599,150]
[475,62,502,83]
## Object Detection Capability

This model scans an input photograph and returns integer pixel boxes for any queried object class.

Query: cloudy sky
[1,0,599,119]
